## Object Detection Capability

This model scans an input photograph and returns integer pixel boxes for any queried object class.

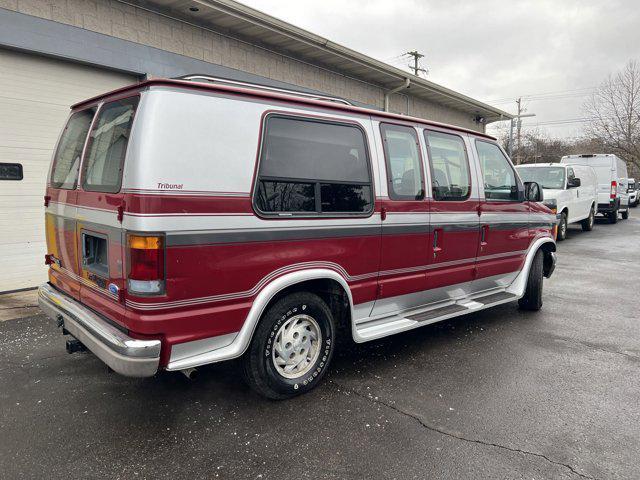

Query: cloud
[240,0,640,138]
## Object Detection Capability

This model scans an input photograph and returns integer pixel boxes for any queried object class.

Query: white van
[516,163,597,240]
[628,178,638,207]
[561,154,630,223]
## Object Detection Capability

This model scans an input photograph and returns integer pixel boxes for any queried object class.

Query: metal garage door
[0,49,137,292]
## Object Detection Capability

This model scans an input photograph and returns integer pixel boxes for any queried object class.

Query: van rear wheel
[581,206,595,231]
[518,250,543,311]
[608,209,618,224]
[621,208,629,220]
[242,292,335,400]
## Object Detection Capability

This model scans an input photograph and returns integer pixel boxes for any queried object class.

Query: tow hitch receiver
[66,338,87,354]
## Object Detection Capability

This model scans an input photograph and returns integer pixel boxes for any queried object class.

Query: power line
[489,93,595,106]
[485,86,598,105]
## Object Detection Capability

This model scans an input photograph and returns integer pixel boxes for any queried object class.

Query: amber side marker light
[127,234,165,295]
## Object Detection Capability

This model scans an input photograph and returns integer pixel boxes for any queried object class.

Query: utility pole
[515,98,523,165]
[508,98,535,163]
[405,51,427,77]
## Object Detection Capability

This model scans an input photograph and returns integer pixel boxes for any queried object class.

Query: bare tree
[584,60,640,174]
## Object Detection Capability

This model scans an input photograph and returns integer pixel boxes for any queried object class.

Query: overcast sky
[240,0,640,139]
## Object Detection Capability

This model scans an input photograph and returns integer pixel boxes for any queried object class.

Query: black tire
[581,206,595,231]
[242,292,335,400]
[518,250,544,311]
[557,211,568,241]
[608,209,618,224]
[621,208,629,220]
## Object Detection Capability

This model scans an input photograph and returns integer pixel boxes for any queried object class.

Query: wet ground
[1,215,639,479]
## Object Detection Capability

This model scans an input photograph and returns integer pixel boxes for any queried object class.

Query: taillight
[127,234,165,295]
[610,181,617,200]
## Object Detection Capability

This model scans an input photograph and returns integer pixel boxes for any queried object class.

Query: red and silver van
[38,76,556,399]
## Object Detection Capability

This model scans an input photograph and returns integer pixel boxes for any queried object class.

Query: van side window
[424,130,471,201]
[380,123,424,200]
[255,116,373,215]
[50,108,96,189]
[475,140,520,201]
[82,97,139,193]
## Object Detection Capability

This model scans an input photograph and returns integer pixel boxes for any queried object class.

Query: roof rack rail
[176,74,353,106]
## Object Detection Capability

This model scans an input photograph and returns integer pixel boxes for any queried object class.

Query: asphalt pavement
[1,215,639,480]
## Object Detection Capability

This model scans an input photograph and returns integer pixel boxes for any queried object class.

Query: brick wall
[2,0,483,131]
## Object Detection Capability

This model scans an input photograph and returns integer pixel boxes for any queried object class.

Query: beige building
[0,0,511,292]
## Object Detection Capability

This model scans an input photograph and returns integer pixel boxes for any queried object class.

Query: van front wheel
[518,250,543,311]
[242,292,335,400]
[557,211,568,241]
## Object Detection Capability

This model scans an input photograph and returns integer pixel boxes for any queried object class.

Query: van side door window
[255,115,373,215]
[380,124,425,200]
[566,167,575,187]
[475,140,520,201]
[425,131,472,201]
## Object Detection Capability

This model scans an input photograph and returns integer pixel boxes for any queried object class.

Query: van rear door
[588,158,615,205]
[76,97,139,321]
[45,107,97,300]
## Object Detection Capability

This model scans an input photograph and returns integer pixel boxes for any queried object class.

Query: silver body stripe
[126,250,527,311]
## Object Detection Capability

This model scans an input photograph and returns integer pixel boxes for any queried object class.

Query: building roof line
[127,0,513,121]
[197,0,512,119]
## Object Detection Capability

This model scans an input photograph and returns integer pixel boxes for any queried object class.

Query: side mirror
[524,181,543,202]
[568,177,581,188]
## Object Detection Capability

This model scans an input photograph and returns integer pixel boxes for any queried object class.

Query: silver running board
[354,290,518,342]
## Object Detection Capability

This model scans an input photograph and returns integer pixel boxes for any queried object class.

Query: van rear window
[50,108,96,189]
[255,116,373,215]
[82,97,139,193]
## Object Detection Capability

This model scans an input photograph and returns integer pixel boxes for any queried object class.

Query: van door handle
[480,225,489,247]
[433,228,443,258]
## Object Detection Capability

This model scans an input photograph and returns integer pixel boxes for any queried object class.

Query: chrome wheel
[589,210,594,228]
[272,314,321,379]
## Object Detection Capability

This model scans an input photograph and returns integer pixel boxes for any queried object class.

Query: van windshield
[517,166,566,189]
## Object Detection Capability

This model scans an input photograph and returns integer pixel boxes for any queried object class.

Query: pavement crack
[333,382,596,480]
[555,337,639,363]
[0,305,38,311]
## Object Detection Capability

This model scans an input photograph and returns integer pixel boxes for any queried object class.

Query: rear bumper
[597,202,617,214]
[38,283,161,377]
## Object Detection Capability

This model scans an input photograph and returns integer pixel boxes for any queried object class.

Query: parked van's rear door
[76,97,139,319]
[587,157,616,206]
[473,140,529,289]
[45,107,97,300]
